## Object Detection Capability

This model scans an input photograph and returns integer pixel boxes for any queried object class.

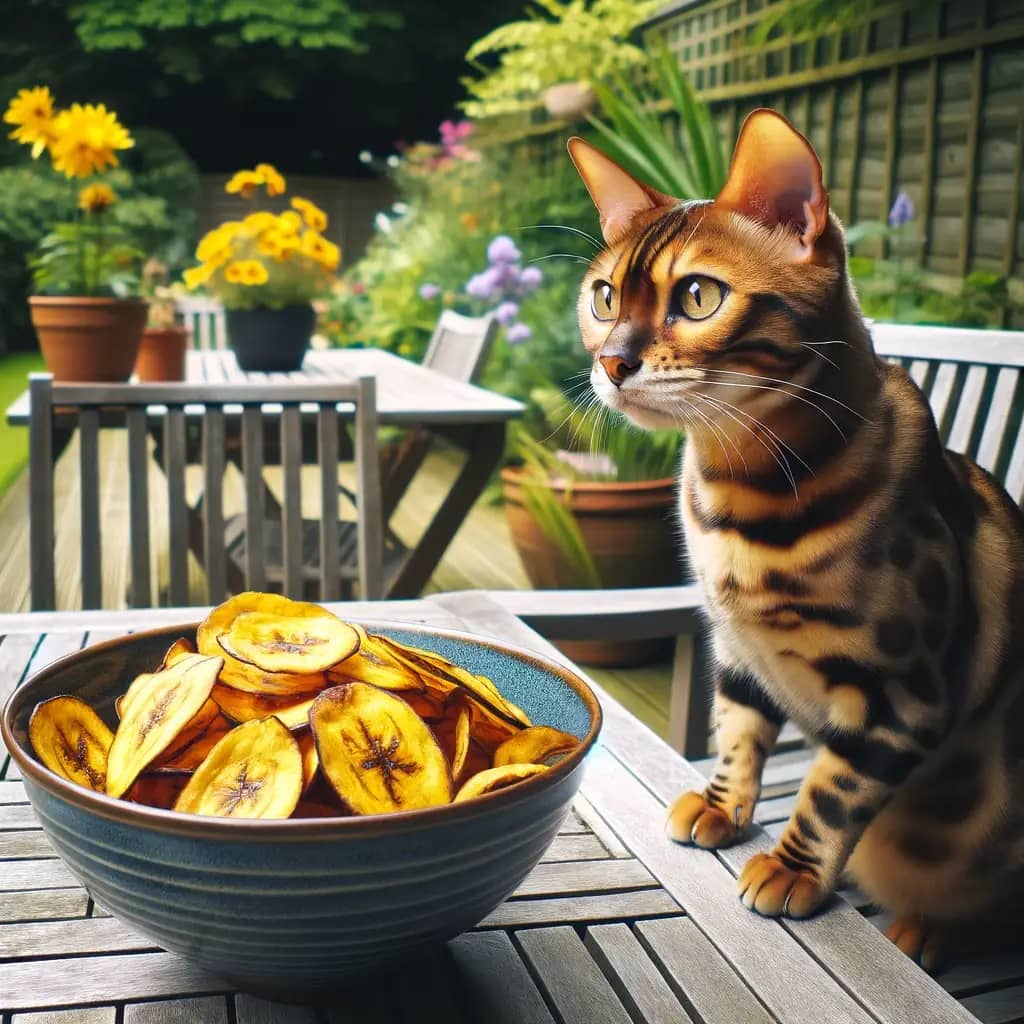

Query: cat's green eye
[676,275,727,321]
[591,280,616,321]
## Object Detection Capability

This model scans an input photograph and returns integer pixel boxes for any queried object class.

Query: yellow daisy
[256,163,286,197]
[277,210,303,234]
[183,263,215,290]
[291,196,327,232]
[300,230,340,271]
[243,211,277,234]
[4,86,56,158]
[49,103,133,179]
[225,260,268,286]
[78,183,117,213]
[225,170,263,199]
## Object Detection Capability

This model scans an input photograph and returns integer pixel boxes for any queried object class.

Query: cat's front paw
[665,791,741,849]
[738,852,828,918]
[885,915,946,972]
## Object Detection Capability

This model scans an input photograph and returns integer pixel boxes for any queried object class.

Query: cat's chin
[594,387,681,432]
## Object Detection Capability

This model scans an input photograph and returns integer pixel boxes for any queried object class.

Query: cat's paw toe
[738,852,827,918]
[885,915,945,972]
[665,791,738,849]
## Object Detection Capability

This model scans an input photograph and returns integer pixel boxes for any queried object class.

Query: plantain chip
[29,696,113,792]
[293,796,345,818]
[297,730,319,790]
[106,654,222,798]
[433,694,473,782]
[310,683,452,814]
[493,726,579,768]
[210,682,322,731]
[173,717,303,819]
[454,763,548,803]
[151,712,232,774]
[327,625,425,693]
[160,637,197,669]
[128,773,189,809]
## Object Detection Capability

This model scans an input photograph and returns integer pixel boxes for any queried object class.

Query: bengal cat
[568,109,1024,968]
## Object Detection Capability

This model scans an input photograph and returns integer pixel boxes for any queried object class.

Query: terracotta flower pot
[226,304,314,372]
[501,467,682,667]
[134,325,188,382]
[543,82,597,120]
[29,296,147,382]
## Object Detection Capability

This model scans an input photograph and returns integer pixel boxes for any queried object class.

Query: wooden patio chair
[450,322,1024,757]
[28,373,383,611]
[380,310,499,517]
[175,296,228,351]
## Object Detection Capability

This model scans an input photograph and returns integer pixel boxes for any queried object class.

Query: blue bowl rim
[2,618,602,840]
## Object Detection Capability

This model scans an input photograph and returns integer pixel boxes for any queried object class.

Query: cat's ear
[568,137,677,244]
[716,109,829,258]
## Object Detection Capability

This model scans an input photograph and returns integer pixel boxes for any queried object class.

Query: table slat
[0,889,89,924]
[0,831,53,857]
[233,994,318,1024]
[13,1009,116,1024]
[124,995,229,1023]
[479,890,679,930]
[539,833,610,863]
[586,923,698,1024]
[512,859,655,899]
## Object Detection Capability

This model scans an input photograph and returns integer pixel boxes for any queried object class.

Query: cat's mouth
[589,363,699,431]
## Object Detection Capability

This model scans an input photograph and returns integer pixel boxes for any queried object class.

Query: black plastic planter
[226,303,315,372]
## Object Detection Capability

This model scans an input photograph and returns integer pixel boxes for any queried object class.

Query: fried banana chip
[29,696,114,792]
[106,654,222,798]
[327,625,426,693]
[160,637,197,669]
[493,726,578,768]
[173,717,303,819]
[297,730,319,790]
[210,682,322,731]
[454,763,548,803]
[151,712,232,773]
[128,773,188,809]
[310,683,452,814]
[433,694,472,782]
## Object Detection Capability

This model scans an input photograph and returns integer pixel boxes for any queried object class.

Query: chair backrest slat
[176,298,228,352]
[317,404,341,602]
[163,407,190,606]
[946,364,993,459]
[126,408,152,607]
[1004,415,1024,505]
[241,406,266,592]
[280,405,305,599]
[976,367,1022,477]
[78,409,102,609]
[907,358,937,396]
[202,407,227,604]
[422,310,499,384]
[355,375,384,600]
[28,375,55,612]
[928,362,966,444]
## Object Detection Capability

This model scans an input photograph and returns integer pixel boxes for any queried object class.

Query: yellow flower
[49,102,133,178]
[459,211,480,232]
[256,163,286,196]
[291,196,327,232]
[225,260,269,286]
[243,211,277,234]
[277,210,302,234]
[225,170,263,198]
[196,223,240,263]
[78,183,116,212]
[183,263,215,290]
[257,228,299,261]
[4,86,56,158]
[300,230,340,271]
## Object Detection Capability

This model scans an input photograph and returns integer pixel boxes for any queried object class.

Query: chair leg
[667,632,713,759]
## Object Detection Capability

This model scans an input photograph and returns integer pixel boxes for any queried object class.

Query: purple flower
[487,235,521,265]
[505,322,532,344]
[888,191,915,228]
[466,266,503,301]
[439,119,473,146]
[495,301,519,326]
[418,283,440,300]
[517,265,543,293]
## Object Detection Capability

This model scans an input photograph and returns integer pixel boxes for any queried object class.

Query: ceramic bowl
[2,620,601,998]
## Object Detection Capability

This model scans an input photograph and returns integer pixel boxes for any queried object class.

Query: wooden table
[6,349,523,598]
[0,597,985,1023]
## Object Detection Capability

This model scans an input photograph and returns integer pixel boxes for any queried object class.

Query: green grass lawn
[0,351,44,499]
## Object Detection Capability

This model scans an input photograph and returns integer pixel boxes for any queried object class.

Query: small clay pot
[30,295,147,382]
[134,325,188,382]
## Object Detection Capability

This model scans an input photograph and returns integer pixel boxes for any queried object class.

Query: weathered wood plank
[512,859,655,899]
[233,994,318,1024]
[517,926,633,1024]
[0,858,80,891]
[0,633,40,709]
[0,888,88,923]
[78,409,101,609]
[539,833,611,863]
[14,1009,116,1024]
[0,951,229,1010]
[0,830,52,858]
[23,631,85,683]
[448,931,556,1024]
[586,923,696,1024]
[0,780,27,804]
[961,983,1024,1024]
[0,915,156,959]
[124,996,229,1023]
[0,804,40,830]
[480,890,679,930]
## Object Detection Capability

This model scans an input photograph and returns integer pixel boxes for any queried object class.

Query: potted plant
[502,389,684,667]
[4,86,145,381]
[462,0,660,121]
[134,259,188,381]
[183,164,340,372]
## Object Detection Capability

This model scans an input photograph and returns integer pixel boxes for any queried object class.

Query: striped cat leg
[738,732,925,918]
[666,666,784,849]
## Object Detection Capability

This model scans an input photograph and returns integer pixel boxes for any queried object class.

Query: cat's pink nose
[600,353,641,386]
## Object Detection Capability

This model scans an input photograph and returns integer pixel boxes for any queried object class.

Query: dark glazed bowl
[2,620,601,999]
